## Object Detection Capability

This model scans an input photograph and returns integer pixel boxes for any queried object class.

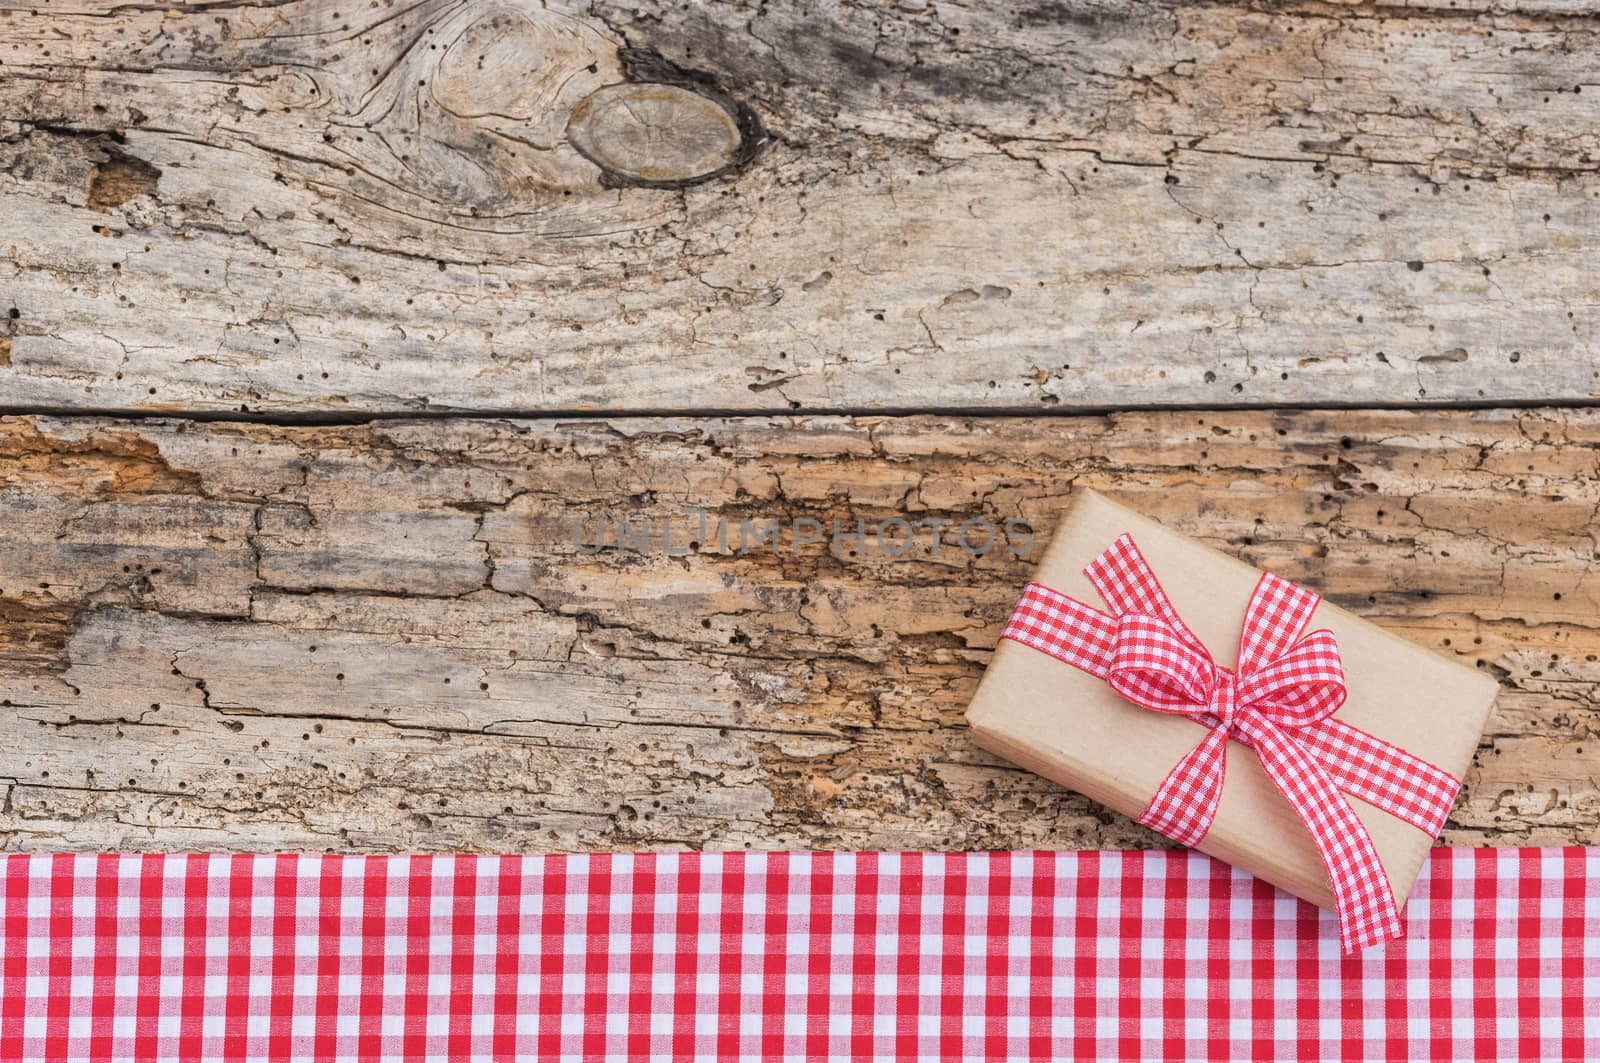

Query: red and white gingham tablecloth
[2,846,1595,1061]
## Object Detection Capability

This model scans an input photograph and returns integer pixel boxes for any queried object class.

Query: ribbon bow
[1001,534,1461,952]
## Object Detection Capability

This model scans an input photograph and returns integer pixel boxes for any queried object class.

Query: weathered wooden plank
[3,1,1599,414]
[1,409,1596,852]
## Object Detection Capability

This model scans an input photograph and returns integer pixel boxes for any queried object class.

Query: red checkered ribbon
[1000,534,1462,953]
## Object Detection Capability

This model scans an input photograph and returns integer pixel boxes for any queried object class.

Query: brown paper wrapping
[966,489,1497,913]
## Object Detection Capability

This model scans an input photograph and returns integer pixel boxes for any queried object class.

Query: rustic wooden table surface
[1,0,1596,853]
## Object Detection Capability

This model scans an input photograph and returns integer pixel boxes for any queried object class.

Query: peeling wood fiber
[0,410,1595,853]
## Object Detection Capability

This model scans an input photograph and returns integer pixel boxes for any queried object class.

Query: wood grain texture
[1,409,1596,853]
[3,0,1600,414]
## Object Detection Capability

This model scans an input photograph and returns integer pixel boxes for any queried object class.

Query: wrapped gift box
[966,488,1498,930]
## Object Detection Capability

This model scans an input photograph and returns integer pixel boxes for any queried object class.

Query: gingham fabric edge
[1,847,1596,1062]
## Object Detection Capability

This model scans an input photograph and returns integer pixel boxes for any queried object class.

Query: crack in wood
[2,1,1598,413]
[0,409,1596,853]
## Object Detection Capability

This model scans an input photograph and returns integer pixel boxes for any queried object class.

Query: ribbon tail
[1136,726,1228,848]
[1241,717,1403,953]
[1084,534,1211,663]
[1297,718,1461,838]
[1235,571,1321,674]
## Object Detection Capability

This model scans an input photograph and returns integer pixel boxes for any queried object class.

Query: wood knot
[567,82,749,188]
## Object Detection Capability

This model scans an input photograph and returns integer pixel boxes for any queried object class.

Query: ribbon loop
[1232,629,1347,728]
[1105,613,1215,713]
[998,534,1462,953]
